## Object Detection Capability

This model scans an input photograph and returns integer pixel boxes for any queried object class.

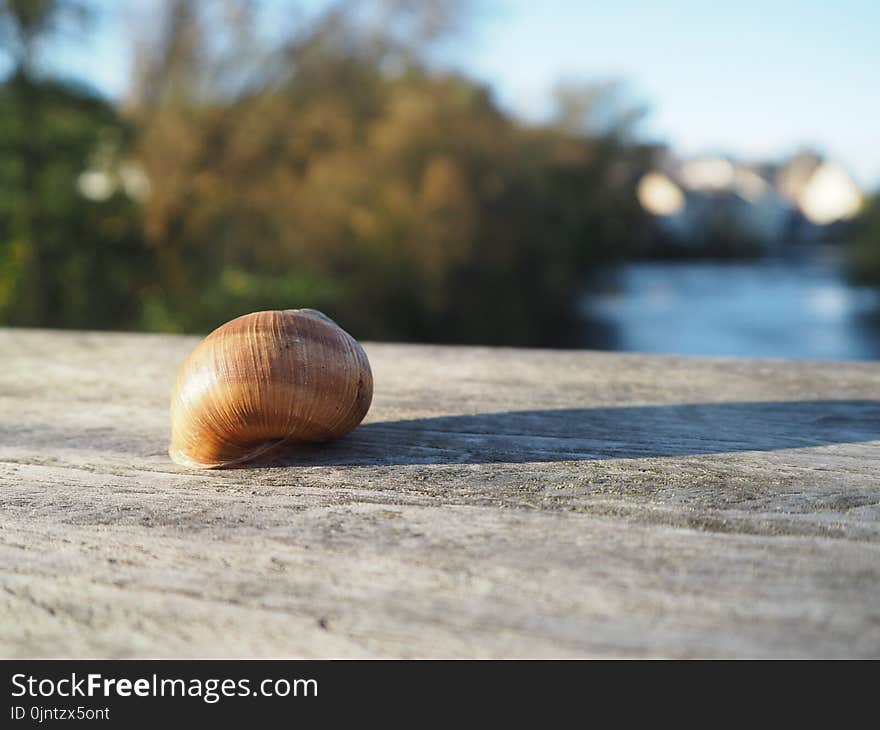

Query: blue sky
[45,0,880,189]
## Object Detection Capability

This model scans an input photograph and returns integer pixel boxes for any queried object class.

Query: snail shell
[169,309,373,468]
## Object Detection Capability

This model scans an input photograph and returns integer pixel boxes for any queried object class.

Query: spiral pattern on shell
[169,309,373,468]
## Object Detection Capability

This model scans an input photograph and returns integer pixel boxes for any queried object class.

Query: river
[580,250,880,361]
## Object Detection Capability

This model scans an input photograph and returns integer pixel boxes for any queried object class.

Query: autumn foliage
[1,0,654,345]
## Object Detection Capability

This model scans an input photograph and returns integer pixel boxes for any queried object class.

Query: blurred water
[580,251,880,361]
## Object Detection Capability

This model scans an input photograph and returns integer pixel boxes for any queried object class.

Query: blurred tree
[0,0,155,328]
[849,193,880,285]
[129,0,655,344]
[554,80,648,141]
[1,0,657,344]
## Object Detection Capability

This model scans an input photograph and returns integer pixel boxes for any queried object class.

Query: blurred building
[637,151,863,255]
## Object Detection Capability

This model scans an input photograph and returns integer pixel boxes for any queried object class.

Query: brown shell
[169,309,372,468]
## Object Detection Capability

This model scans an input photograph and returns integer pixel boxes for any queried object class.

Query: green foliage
[1,0,656,345]
[848,194,880,285]
[0,78,156,328]
[132,61,653,344]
